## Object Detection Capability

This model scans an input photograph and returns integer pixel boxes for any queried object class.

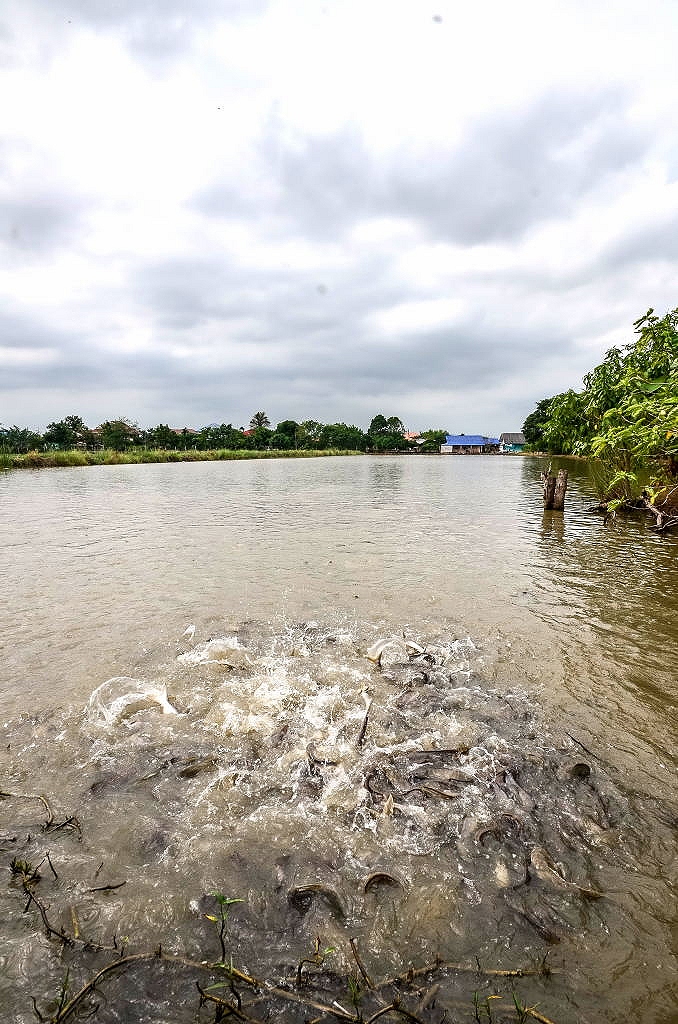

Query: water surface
[0,455,676,1023]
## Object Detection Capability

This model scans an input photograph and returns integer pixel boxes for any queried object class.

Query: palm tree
[249,411,271,429]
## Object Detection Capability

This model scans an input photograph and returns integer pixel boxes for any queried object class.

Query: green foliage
[367,413,408,451]
[44,414,92,450]
[419,429,448,451]
[525,306,678,496]
[97,418,140,451]
[249,411,271,429]
[0,425,43,453]
[319,422,369,451]
[522,398,553,447]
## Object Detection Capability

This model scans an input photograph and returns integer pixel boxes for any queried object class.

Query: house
[440,434,500,454]
[499,432,526,453]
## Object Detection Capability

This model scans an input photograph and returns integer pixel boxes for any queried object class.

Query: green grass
[0,448,363,471]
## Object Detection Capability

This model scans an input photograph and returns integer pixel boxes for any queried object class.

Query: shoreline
[0,448,363,470]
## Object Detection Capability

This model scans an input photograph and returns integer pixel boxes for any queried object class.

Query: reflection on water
[0,455,677,1021]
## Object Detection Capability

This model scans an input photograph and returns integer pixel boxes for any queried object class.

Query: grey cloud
[254,88,647,245]
[30,0,269,60]
[0,195,86,254]
[130,248,404,344]
[597,213,678,270]
[0,311,79,350]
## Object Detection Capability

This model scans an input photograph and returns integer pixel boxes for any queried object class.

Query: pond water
[0,455,676,1023]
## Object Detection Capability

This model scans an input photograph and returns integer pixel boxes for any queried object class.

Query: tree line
[522,306,677,499]
[0,412,448,455]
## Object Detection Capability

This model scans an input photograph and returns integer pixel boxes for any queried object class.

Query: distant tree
[296,420,323,449]
[249,411,271,429]
[249,426,273,450]
[368,414,388,435]
[0,425,43,453]
[98,418,140,451]
[146,424,176,449]
[44,414,92,450]
[419,429,448,452]
[197,424,245,450]
[367,413,407,451]
[271,420,299,449]
[319,423,369,451]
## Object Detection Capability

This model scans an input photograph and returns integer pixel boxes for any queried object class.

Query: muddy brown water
[0,454,676,1023]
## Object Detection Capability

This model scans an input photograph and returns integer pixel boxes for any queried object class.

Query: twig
[31,996,46,1021]
[350,937,374,990]
[525,1009,558,1024]
[197,983,264,1023]
[88,881,127,892]
[53,953,160,1021]
[45,852,59,880]
[0,791,54,827]
[380,957,551,989]
[22,886,74,947]
[564,732,604,764]
[365,1003,424,1024]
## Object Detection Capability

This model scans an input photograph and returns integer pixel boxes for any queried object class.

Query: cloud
[0,0,675,433]
[0,194,86,254]
[9,0,269,64]
[256,88,647,245]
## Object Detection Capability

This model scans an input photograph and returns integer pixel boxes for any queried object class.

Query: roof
[500,432,526,444]
[444,434,500,446]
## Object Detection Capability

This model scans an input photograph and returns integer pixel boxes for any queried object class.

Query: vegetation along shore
[0,448,360,471]
[523,306,677,530]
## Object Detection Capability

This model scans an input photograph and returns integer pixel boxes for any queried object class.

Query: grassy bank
[0,448,362,470]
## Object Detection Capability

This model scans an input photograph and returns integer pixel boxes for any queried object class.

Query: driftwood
[642,487,678,534]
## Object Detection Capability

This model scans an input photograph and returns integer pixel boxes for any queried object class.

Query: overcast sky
[1,0,677,434]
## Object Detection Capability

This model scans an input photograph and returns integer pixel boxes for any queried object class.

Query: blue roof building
[441,434,500,453]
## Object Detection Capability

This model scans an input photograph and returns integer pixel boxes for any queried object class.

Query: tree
[367,413,407,451]
[525,306,678,503]
[249,411,271,429]
[97,418,140,451]
[0,425,43,453]
[147,424,176,449]
[44,414,91,450]
[248,426,273,450]
[522,399,554,448]
[319,423,369,451]
[540,390,589,455]
[419,429,448,452]
[587,308,678,476]
[296,420,323,449]
[272,420,299,449]
[197,424,245,450]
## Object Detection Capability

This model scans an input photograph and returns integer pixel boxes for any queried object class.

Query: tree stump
[541,471,556,509]
[553,469,568,511]
[541,467,568,510]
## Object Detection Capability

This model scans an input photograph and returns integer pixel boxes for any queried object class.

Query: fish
[287,884,345,920]
[503,772,535,811]
[529,846,603,899]
[364,871,403,893]
[88,678,179,725]
[365,638,408,666]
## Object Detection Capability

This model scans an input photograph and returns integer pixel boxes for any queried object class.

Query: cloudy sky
[1,0,677,435]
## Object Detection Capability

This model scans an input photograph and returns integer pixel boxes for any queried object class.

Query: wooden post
[552,469,568,511]
[541,470,556,509]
